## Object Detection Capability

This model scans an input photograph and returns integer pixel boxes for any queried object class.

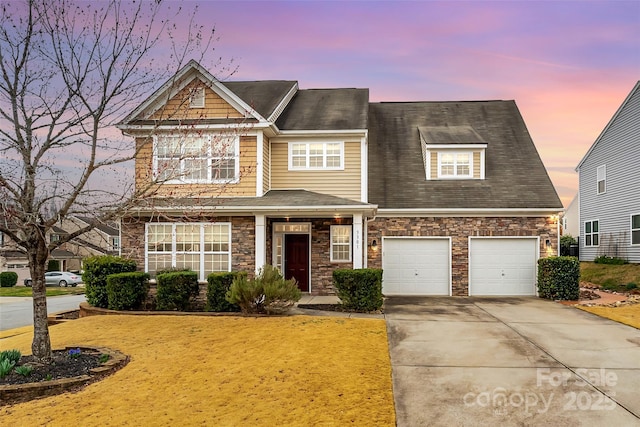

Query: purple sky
[183,0,639,207]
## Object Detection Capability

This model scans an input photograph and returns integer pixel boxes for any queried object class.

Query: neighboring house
[117,60,562,296]
[562,194,579,238]
[576,81,640,263]
[0,216,119,283]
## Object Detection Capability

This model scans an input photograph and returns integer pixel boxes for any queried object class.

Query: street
[0,294,86,331]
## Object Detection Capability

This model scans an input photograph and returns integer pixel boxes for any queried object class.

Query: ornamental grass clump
[226,265,301,314]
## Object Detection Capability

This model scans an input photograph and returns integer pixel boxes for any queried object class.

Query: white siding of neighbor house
[578,82,640,263]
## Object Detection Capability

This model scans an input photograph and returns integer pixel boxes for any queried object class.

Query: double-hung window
[597,165,606,194]
[146,223,231,280]
[585,220,599,247]
[438,152,472,178]
[330,225,352,262]
[154,134,239,183]
[289,142,343,170]
[631,214,640,245]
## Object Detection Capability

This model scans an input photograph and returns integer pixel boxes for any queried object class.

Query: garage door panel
[470,238,537,296]
[383,238,450,296]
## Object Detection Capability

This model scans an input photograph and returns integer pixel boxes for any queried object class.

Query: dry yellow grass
[0,315,395,426]
[577,304,640,329]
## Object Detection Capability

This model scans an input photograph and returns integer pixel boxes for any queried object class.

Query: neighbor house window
[111,236,120,251]
[189,87,205,108]
[146,223,231,280]
[438,152,472,178]
[154,134,239,183]
[632,214,640,245]
[597,165,606,194]
[50,234,61,243]
[330,225,352,262]
[585,220,599,247]
[289,142,343,170]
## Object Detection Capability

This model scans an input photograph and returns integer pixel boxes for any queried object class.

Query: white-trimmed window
[189,87,205,108]
[631,214,640,245]
[585,220,599,247]
[146,223,231,280]
[330,225,352,262]
[438,152,472,178]
[289,142,343,170]
[154,134,239,183]
[597,165,606,194]
[111,236,120,251]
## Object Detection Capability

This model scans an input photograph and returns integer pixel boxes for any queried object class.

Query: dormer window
[189,87,205,108]
[439,152,472,178]
[418,125,486,180]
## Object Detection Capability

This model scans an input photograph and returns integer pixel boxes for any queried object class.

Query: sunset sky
[185,0,640,207]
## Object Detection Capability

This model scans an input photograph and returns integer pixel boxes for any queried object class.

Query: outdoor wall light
[370,239,378,248]
[545,239,551,247]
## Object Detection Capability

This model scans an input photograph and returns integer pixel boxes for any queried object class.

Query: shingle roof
[418,125,487,145]
[138,190,374,210]
[368,101,563,209]
[276,89,369,130]
[221,81,297,119]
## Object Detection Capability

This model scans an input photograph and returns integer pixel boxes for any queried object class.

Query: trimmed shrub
[47,259,60,272]
[226,265,301,314]
[559,235,577,256]
[156,270,200,311]
[537,256,580,300]
[594,255,628,265]
[0,271,18,287]
[206,272,245,312]
[333,268,383,312]
[83,256,137,308]
[106,272,150,310]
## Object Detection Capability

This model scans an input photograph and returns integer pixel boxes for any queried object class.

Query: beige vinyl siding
[136,135,257,198]
[473,152,481,179]
[430,152,438,180]
[148,82,243,121]
[263,136,270,192]
[270,140,362,201]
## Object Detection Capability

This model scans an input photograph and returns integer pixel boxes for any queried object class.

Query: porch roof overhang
[127,190,377,218]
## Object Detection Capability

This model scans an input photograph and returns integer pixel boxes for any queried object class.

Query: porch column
[255,214,266,273]
[353,213,363,269]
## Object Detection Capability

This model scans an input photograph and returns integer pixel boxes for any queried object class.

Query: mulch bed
[297,304,384,314]
[0,349,101,386]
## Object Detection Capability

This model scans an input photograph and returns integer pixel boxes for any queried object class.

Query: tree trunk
[29,239,52,362]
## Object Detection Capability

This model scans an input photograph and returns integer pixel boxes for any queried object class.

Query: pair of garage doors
[382,237,538,296]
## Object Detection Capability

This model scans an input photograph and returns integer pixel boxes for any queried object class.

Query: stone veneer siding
[367,216,558,296]
[120,215,255,278]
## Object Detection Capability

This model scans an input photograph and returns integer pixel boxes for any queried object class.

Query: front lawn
[577,304,640,329]
[0,287,85,297]
[0,315,395,425]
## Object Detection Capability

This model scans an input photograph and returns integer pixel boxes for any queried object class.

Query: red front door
[284,234,309,292]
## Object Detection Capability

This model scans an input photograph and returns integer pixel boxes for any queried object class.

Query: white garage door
[469,238,538,296]
[382,238,450,295]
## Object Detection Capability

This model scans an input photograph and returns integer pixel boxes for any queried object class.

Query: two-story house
[576,81,640,263]
[117,60,562,296]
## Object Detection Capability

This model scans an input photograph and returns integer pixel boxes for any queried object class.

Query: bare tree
[0,0,233,361]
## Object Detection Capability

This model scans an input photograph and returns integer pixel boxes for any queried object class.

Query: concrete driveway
[385,297,640,426]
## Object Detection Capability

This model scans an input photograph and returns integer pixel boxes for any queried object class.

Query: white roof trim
[130,204,377,216]
[425,144,488,150]
[118,60,268,128]
[576,80,640,171]
[376,208,562,217]
[268,82,299,122]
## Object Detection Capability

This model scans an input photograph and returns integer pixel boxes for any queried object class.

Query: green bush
[537,256,580,300]
[106,272,150,310]
[156,270,200,311]
[206,272,245,312]
[0,271,18,287]
[594,255,628,265]
[47,259,60,271]
[83,256,137,308]
[226,265,301,314]
[333,269,383,312]
[625,282,638,291]
[560,235,577,256]
[0,349,21,364]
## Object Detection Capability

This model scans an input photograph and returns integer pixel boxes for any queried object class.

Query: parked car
[24,271,82,287]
